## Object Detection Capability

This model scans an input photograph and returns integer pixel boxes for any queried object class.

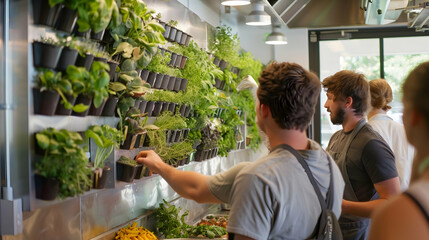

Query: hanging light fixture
[221,0,251,6]
[246,2,271,26]
[265,24,287,45]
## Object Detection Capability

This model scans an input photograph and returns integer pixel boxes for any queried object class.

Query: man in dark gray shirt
[322,70,401,240]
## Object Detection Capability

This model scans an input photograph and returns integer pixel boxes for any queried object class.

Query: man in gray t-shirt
[137,62,345,239]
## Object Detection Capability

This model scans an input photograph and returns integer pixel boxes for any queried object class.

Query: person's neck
[265,128,309,150]
[342,114,364,132]
[368,108,387,119]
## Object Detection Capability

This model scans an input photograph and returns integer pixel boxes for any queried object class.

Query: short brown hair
[403,61,429,126]
[322,70,369,116]
[257,62,321,131]
[369,79,393,111]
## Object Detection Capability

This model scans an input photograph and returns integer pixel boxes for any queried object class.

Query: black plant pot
[215,78,222,89]
[139,100,147,114]
[107,61,119,82]
[194,150,204,162]
[167,76,176,91]
[56,46,78,72]
[75,53,94,71]
[144,101,155,117]
[88,98,107,116]
[175,30,183,44]
[72,94,92,117]
[180,56,188,69]
[135,164,151,179]
[185,34,192,47]
[54,6,78,33]
[219,60,228,71]
[101,29,114,44]
[35,174,59,201]
[32,0,61,27]
[168,27,177,42]
[93,56,108,64]
[134,165,144,179]
[219,80,226,90]
[134,100,142,109]
[91,29,106,41]
[180,78,188,91]
[158,47,166,56]
[174,55,182,68]
[174,130,182,143]
[72,24,91,38]
[140,69,150,81]
[180,32,188,45]
[182,128,190,140]
[169,53,177,67]
[32,42,62,69]
[160,101,169,114]
[92,167,110,189]
[101,96,118,116]
[184,105,191,118]
[33,88,60,116]
[174,78,182,92]
[152,101,163,116]
[55,94,76,116]
[168,102,177,114]
[146,71,157,87]
[161,75,170,90]
[133,134,143,149]
[154,73,164,89]
[213,57,220,67]
[120,133,137,150]
[179,104,186,117]
[135,68,143,77]
[162,24,171,38]
[116,161,139,182]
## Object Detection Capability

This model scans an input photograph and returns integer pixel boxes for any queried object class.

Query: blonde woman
[369,62,429,239]
[368,79,414,190]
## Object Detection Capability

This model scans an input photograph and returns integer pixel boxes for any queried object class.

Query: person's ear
[344,96,353,109]
[260,103,271,118]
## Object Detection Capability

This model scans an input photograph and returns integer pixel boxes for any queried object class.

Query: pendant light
[265,24,287,45]
[246,2,271,26]
[221,0,251,6]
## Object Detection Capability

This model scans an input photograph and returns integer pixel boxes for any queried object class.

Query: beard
[331,107,346,125]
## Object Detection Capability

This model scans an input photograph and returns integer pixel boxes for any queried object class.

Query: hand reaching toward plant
[135,150,164,174]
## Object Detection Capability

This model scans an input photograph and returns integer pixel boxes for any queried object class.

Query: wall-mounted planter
[161,22,171,39]
[146,71,157,87]
[75,53,95,71]
[160,74,170,90]
[135,68,143,77]
[154,73,164,89]
[184,34,192,47]
[168,27,177,42]
[35,174,59,201]
[173,78,182,92]
[144,101,155,117]
[213,57,220,67]
[138,100,147,114]
[72,24,91,38]
[160,101,169,114]
[55,94,76,116]
[55,46,78,72]
[175,30,183,44]
[101,96,118,116]
[54,6,77,33]
[180,32,188,46]
[32,0,61,27]
[168,102,177,114]
[194,150,204,162]
[182,128,190,140]
[92,167,110,189]
[184,105,191,118]
[135,165,152,179]
[180,56,188,69]
[93,56,108,64]
[140,69,150,82]
[173,129,182,143]
[174,54,182,68]
[134,99,141,109]
[88,98,107,116]
[219,60,228,71]
[120,133,137,150]
[179,104,186,117]
[167,76,176,91]
[180,78,188,91]
[32,41,62,69]
[71,94,92,117]
[33,88,60,116]
[214,78,221,89]
[116,161,140,183]
[90,29,106,41]
[169,53,177,67]
[107,61,119,82]
[152,101,163,116]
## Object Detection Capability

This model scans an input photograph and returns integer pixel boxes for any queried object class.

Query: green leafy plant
[85,125,123,169]
[155,199,227,239]
[153,111,187,130]
[35,128,92,198]
[209,25,240,63]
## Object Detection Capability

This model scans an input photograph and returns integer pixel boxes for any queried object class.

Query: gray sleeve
[227,173,275,239]
[206,162,249,203]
